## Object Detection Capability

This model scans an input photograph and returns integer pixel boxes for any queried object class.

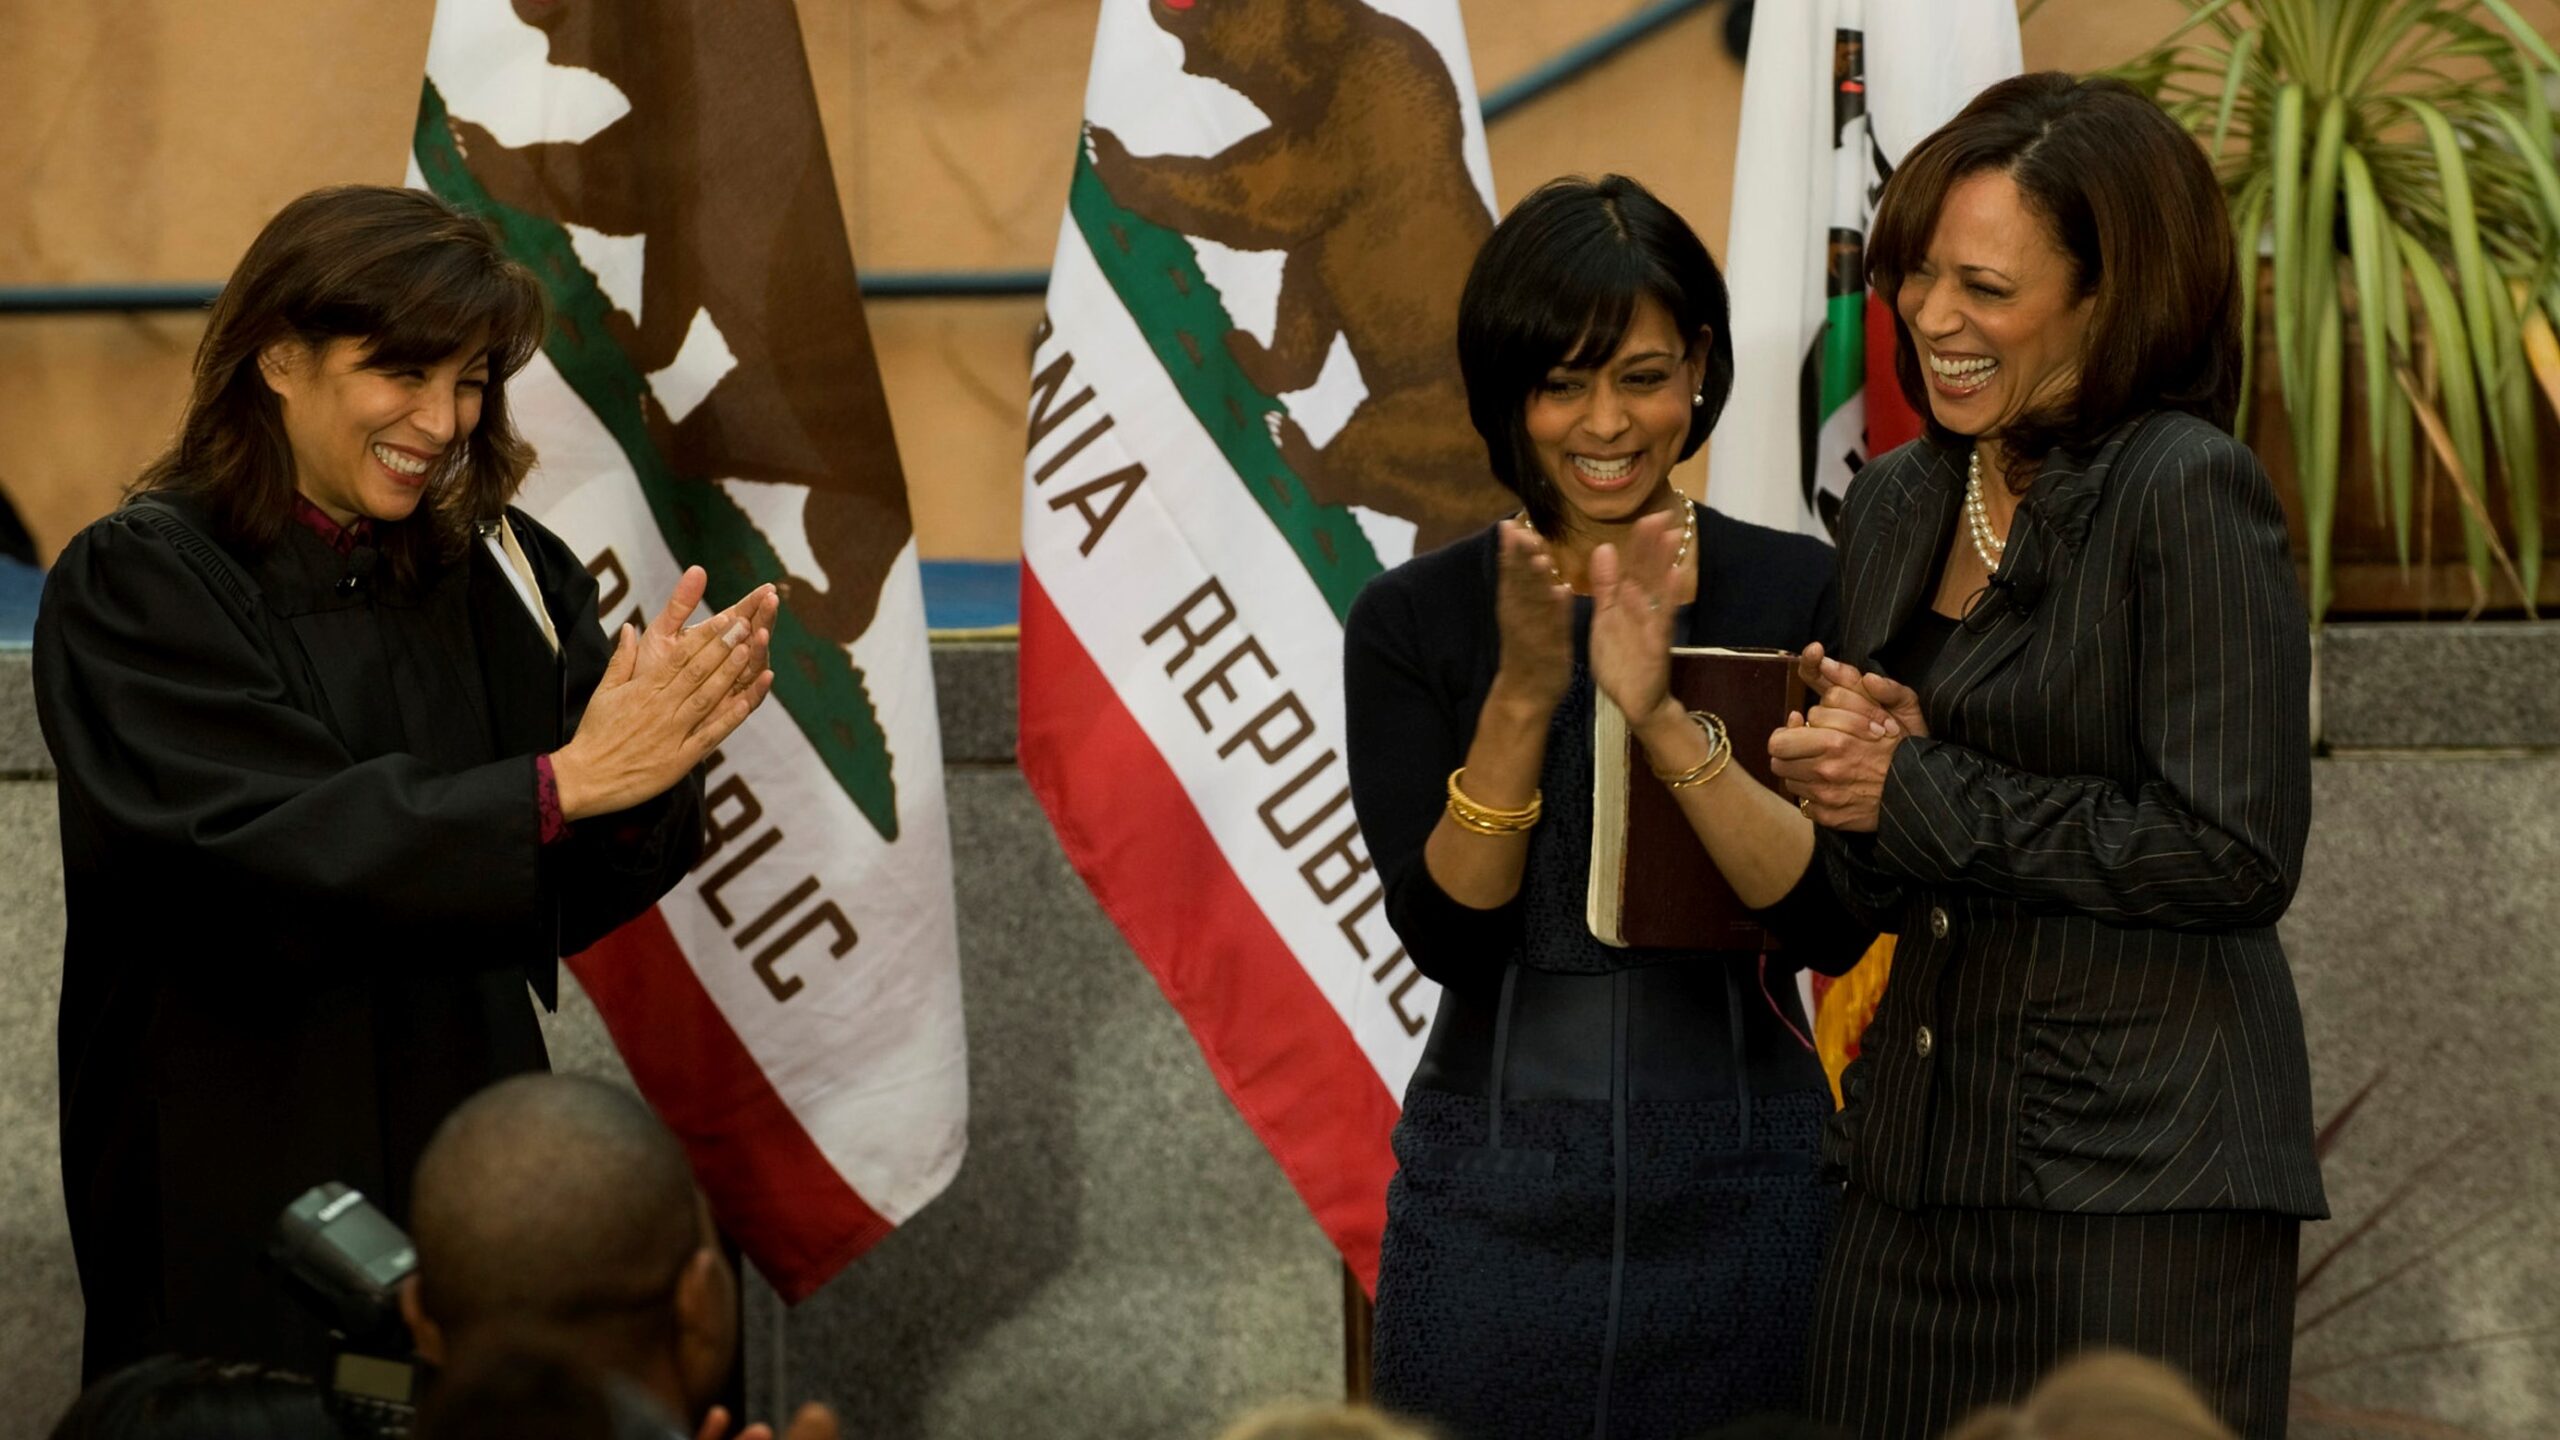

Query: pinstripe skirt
[1806,1186,2300,1440]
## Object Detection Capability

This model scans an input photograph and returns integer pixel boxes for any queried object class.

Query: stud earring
[1691,390,1704,406]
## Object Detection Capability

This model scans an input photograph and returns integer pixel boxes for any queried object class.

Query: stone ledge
[932,640,1018,767]
[2321,622,2560,751]
[0,651,40,778]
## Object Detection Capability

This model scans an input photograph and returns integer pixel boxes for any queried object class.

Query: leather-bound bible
[1587,647,1803,950]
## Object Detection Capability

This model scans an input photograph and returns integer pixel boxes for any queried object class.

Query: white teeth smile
[372,443,432,476]
[1573,454,1638,480]
[1927,355,1999,387]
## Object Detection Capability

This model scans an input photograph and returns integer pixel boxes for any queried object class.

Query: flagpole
[1342,1263,1375,1402]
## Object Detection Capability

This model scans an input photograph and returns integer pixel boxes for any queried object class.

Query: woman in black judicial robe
[33,185,780,1380]
[1342,176,1874,1440]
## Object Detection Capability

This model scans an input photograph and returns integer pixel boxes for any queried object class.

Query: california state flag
[1717,0,2022,539]
[1716,0,2019,1091]
[1020,0,1508,1286]
[408,0,965,1300]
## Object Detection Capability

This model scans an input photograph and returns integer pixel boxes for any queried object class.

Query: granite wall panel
[2281,755,2560,1436]
[0,783,75,1430]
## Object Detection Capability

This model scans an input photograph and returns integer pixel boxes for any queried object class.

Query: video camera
[271,1183,421,1440]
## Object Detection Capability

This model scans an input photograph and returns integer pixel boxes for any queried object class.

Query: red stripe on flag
[1865,291,1925,457]
[570,910,893,1302]
[1017,567,1401,1292]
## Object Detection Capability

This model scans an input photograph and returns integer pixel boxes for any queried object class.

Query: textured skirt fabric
[1371,1086,1839,1440]
[1806,1186,2301,1440]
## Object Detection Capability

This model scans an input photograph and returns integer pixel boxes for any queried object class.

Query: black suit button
[1928,905,1951,940]
[1915,1025,1935,1059]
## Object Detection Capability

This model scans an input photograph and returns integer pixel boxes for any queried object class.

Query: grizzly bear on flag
[1085,0,1513,550]
[444,0,909,650]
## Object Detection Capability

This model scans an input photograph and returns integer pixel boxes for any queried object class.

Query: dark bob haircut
[133,184,549,581]
[1457,174,1734,537]
[1868,72,2240,481]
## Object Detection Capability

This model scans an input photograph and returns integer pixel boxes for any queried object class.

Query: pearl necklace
[1964,446,2006,573]
[1522,498,1696,594]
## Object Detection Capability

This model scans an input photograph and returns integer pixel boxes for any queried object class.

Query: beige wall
[8,0,2552,564]
[3,1,442,557]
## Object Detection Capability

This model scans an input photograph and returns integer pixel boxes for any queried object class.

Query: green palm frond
[2131,0,2560,620]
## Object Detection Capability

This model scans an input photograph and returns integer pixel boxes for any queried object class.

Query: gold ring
[1798,797,1813,816]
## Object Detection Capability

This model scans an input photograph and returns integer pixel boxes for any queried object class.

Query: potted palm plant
[2114,0,2560,621]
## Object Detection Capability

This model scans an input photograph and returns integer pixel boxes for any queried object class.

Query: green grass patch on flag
[414,80,899,842]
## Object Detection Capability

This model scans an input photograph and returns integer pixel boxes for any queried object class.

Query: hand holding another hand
[1793,643,1927,741]
[1769,646,1923,833]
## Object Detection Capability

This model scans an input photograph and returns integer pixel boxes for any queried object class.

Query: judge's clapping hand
[1767,644,1925,833]
[633,566,782,682]
[552,568,780,821]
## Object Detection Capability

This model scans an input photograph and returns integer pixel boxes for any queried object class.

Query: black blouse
[1342,505,1874,993]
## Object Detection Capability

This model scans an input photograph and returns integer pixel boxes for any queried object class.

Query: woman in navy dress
[1343,175,1873,1439]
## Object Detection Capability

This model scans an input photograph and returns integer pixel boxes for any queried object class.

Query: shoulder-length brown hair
[134,184,548,580]
[1866,73,2239,481]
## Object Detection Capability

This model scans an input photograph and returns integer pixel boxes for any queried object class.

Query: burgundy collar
[291,495,374,556]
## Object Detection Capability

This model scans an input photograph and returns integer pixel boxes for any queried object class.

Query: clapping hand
[553,568,780,822]
[1586,507,1686,734]
[697,1402,840,1440]
[1767,645,1924,832]
[636,567,780,683]
[1490,518,1574,713]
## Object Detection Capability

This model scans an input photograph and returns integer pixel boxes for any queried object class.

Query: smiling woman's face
[1523,294,1703,532]
[263,336,489,525]
[1895,168,2093,443]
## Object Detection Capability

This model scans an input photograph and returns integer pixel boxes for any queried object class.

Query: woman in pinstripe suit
[1767,74,2323,1439]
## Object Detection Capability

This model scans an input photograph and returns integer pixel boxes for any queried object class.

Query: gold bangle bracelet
[1446,768,1541,835]
[1666,745,1734,791]
[1448,807,1536,837]
[1653,710,1732,789]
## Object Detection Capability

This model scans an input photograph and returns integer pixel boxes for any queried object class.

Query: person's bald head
[402,1075,734,1418]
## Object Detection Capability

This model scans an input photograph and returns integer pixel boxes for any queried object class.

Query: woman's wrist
[550,743,597,822]
[1484,670,1561,727]
[1633,698,1704,764]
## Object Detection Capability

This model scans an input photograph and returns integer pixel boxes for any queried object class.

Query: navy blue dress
[1342,506,1874,1440]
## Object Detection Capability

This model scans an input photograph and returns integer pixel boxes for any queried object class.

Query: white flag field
[1019,0,1507,1285]
[409,0,966,1301]
[1718,0,2024,541]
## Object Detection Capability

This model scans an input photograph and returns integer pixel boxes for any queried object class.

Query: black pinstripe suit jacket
[1819,410,2327,1220]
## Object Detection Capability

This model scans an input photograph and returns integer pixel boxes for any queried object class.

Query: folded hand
[1793,643,1927,740]
[1770,646,1921,833]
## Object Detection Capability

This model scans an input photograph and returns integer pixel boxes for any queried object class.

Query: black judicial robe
[33,493,704,1380]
